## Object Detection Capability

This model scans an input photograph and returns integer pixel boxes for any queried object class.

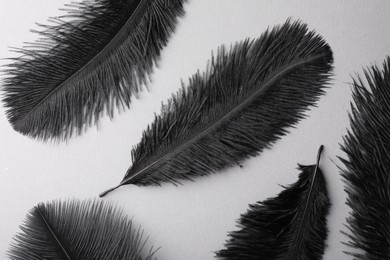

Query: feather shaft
[35,207,72,260]
[289,145,323,259]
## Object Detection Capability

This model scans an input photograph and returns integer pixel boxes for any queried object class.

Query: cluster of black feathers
[8,199,156,260]
[341,57,390,259]
[100,20,333,196]
[6,0,390,259]
[2,0,186,140]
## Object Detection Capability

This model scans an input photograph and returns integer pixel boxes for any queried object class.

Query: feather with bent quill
[216,146,330,260]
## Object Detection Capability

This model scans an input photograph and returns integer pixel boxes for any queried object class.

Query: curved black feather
[2,0,186,140]
[100,20,333,196]
[340,57,390,259]
[8,199,156,260]
[216,146,330,260]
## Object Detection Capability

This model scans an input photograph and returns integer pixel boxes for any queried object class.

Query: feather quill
[216,146,330,260]
[340,57,390,259]
[8,199,156,260]
[100,20,333,196]
[2,0,186,140]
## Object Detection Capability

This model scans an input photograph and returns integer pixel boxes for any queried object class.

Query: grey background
[1,0,390,259]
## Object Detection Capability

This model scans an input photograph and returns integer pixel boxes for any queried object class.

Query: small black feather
[216,146,330,260]
[8,199,156,260]
[2,0,186,141]
[340,57,390,259]
[100,20,333,196]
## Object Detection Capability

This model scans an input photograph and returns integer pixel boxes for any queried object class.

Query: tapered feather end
[99,184,123,197]
[216,146,330,259]
[8,199,157,260]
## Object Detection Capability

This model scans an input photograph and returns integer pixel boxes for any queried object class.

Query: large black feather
[216,146,330,260]
[2,0,186,140]
[100,20,333,196]
[340,57,390,259]
[8,199,156,260]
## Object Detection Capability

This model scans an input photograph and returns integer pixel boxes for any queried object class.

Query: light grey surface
[0,0,389,259]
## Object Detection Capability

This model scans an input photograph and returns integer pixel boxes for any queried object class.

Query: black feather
[100,20,333,196]
[340,57,390,259]
[8,199,156,260]
[216,146,330,260]
[2,0,186,141]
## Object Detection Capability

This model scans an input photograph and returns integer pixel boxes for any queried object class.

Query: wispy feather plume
[216,146,330,260]
[2,0,186,141]
[341,57,390,259]
[8,199,156,260]
[100,20,333,196]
